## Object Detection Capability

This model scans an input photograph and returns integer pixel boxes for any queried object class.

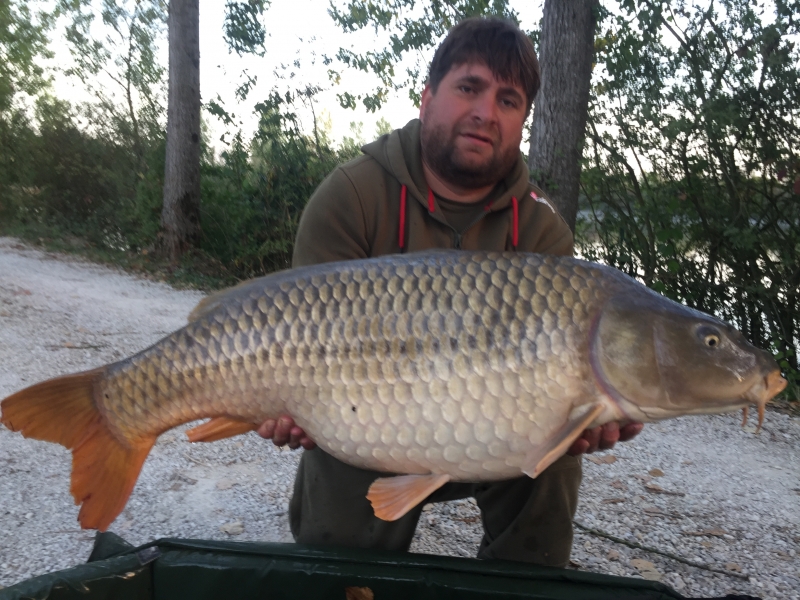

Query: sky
[46,0,544,152]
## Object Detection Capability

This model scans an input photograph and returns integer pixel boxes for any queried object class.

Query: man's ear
[419,85,432,122]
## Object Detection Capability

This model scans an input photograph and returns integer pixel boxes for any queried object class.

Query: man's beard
[420,121,519,190]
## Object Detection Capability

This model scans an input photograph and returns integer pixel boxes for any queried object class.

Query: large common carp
[0,251,786,531]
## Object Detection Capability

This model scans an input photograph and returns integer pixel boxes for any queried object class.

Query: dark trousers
[289,448,582,567]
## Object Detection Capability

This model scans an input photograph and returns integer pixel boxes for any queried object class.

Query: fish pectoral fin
[367,473,451,521]
[186,417,258,442]
[522,403,606,479]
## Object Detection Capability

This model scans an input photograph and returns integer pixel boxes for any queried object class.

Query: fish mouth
[601,369,787,429]
[741,369,787,431]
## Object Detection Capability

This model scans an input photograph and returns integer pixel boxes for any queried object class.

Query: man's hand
[257,415,316,450]
[567,422,643,456]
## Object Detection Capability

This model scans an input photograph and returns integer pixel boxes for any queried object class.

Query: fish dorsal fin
[367,474,451,521]
[523,403,605,479]
[186,417,258,442]
[187,278,264,323]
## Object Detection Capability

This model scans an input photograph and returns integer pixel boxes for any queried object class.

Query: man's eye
[459,85,474,94]
[501,98,518,108]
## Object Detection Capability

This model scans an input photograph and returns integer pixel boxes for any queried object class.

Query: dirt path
[0,237,798,598]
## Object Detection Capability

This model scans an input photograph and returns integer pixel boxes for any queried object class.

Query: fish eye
[697,326,721,348]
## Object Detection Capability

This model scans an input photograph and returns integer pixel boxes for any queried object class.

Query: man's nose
[471,92,498,123]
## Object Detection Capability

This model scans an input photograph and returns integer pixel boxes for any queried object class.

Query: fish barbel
[0,251,787,530]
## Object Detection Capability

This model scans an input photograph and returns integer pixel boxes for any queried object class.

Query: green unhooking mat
[0,533,726,600]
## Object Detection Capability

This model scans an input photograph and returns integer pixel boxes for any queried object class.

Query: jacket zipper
[449,206,496,249]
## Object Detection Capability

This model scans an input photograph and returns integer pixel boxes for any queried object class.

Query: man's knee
[475,455,582,566]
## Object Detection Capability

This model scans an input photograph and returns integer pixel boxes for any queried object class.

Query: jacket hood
[361,118,532,212]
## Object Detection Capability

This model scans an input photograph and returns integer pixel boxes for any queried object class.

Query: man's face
[419,62,528,191]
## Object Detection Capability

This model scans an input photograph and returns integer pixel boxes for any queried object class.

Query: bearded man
[258,16,642,567]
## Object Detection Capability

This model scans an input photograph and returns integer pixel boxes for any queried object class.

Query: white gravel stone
[0,237,798,600]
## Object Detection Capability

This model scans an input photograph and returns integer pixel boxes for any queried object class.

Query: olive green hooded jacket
[292,119,573,267]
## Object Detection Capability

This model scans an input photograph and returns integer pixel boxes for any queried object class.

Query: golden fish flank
[0,251,788,530]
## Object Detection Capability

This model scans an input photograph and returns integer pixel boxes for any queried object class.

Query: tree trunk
[160,0,201,262]
[528,0,597,233]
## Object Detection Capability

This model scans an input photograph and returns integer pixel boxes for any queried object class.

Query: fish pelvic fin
[186,417,257,442]
[0,368,154,531]
[523,402,606,479]
[367,473,451,521]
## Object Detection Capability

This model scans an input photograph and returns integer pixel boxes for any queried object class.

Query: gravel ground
[0,236,798,598]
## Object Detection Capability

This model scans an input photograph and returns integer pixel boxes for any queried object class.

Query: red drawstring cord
[511,196,519,249]
[427,188,435,212]
[399,184,407,250]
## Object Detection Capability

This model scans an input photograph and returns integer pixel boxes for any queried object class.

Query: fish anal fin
[0,367,155,531]
[367,473,450,521]
[523,403,606,479]
[186,417,257,442]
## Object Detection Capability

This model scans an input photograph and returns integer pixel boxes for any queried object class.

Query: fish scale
[1,250,786,530]
[101,252,597,480]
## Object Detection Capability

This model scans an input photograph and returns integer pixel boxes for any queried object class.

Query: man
[258,17,642,567]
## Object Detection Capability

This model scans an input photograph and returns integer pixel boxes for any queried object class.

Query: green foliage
[580,0,800,397]
[0,0,52,112]
[1,0,361,289]
[328,0,518,109]
[0,94,146,250]
[224,0,270,57]
[200,90,351,277]
[52,0,167,210]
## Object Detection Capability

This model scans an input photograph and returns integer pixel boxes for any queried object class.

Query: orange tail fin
[0,368,155,531]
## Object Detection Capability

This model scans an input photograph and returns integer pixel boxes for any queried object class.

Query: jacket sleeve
[292,167,371,268]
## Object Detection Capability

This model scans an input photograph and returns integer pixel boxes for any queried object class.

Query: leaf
[602,497,626,504]
[630,558,662,581]
[644,483,685,496]
[216,478,236,490]
[586,454,617,465]
[648,468,665,477]
[607,549,620,561]
[643,506,666,515]
[220,521,244,535]
[610,480,628,490]
[726,563,742,572]
[345,587,374,600]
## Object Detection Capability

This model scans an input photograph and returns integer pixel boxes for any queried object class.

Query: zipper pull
[453,232,462,249]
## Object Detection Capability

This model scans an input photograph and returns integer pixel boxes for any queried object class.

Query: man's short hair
[427,17,540,114]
